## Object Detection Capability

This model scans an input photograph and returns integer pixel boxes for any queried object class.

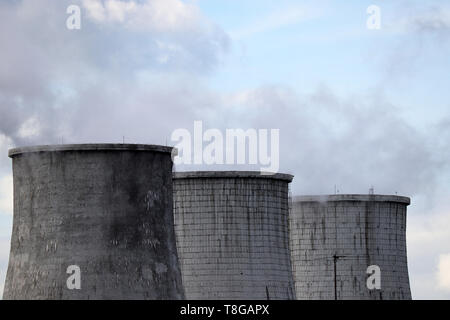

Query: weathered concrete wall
[290,195,412,300]
[173,171,296,300]
[4,144,185,300]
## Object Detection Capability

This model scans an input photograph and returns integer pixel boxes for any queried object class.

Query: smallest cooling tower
[290,194,412,300]
[173,171,296,300]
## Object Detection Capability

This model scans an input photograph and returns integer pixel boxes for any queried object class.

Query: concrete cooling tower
[289,194,412,300]
[173,171,296,300]
[4,144,185,300]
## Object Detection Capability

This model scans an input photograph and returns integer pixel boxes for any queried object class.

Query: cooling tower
[173,171,296,300]
[290,194,411,300]
[4,144,184,300]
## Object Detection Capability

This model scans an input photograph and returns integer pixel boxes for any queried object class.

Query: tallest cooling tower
[289,194,412,300]
[4,144,184,300]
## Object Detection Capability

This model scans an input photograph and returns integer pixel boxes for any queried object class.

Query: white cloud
[0,135,13,175]
[82,0,108,22]
[0,235,10,300]
[437,253,450,290]
[379,4,450,40]
[17,117,41,139]
[82,0,207,33]
[405,193,450,299]
[0,175,13,216]
[394,5,450,34]
[79,0,230,71]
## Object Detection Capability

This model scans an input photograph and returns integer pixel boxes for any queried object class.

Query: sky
[0,0,450,299]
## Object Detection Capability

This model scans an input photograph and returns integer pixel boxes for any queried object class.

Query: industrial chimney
[4,144,185,300]
[173,171,296,300]
[289,194,412,300]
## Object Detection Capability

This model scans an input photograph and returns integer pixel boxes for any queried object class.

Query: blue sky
[199,0,450,127]
[1,0,450,299]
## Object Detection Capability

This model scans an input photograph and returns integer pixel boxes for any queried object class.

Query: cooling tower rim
[8,143,175,158]
[292,194,410,205]
[173,171,294,182]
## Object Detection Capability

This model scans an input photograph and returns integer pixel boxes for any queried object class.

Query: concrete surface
[4,144,185,300]
[173,171,296,300]
[290,194,412,300]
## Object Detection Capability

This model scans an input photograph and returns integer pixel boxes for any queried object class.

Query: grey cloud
[199,85,447,200]
[0,0,448,203]
[0,0,229,148]
[409,6,450,34]
[369,3,450,80]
